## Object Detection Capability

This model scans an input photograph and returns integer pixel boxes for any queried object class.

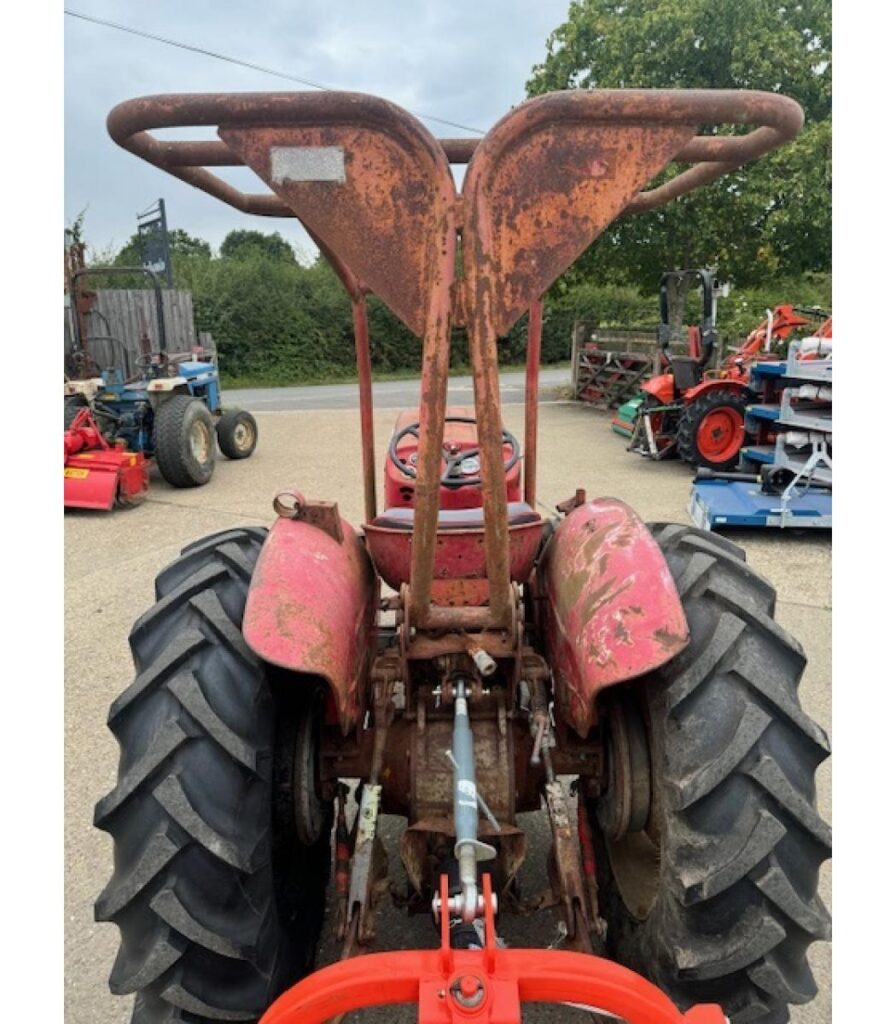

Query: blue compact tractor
[64,267,257,490]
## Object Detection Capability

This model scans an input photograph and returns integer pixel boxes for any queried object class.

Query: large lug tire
[677,390,747,469]
[94,528,332,1024]
[216,409,258,460]
[64,395,87,429]
[592,523,831,1024]
[154,395,216,488]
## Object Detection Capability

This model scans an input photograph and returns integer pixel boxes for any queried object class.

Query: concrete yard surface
[65,400,831,1024]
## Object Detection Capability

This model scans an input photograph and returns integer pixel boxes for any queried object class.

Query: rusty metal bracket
[273,489,345,543]
[341,782,385,955]
[543,780,605,953]
[338,671,398,958]
[556,489,587,516]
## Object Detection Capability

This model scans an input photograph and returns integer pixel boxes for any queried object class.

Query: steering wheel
[135,351,175,377]
[388,416,520,489]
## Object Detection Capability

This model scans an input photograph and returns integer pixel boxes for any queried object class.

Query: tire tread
[596,524,831,1023]
[95,527,328,1023]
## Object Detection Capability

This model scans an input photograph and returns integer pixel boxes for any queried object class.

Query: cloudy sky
[65,1,571,260]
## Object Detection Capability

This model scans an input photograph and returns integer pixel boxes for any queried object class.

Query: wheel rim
[696,406,743,462]
[190,420,212,464]
[599,694,661,921]
[292,697,327,846]
[233,419,256,453]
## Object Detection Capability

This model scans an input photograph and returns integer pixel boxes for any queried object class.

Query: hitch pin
[463,635,497,678]
[444,749,501,832]
[530,714,548,766]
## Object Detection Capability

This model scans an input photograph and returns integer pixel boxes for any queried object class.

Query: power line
[64,9,486,136]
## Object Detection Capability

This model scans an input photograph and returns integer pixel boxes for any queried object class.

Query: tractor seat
[372,502,540,531]
[668,356,702,393]
[363,502,546,603]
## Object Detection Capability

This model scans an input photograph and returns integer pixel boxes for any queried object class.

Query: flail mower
[64,405,150,509]
[617,270,826,469]
[94,89,830,1024]
[64,266,258,510]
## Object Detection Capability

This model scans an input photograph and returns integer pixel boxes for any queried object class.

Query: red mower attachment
[262,876,724,1024]
[64,407,149,510]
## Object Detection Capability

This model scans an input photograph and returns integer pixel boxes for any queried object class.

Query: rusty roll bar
[107,88,804,628]
[108,89,802,220]
[154,137,479,167]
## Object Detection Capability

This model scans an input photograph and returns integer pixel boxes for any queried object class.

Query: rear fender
[243,517,378,733]
[682,378,746,402]
[537,499,688,737]
[641,373,674,404]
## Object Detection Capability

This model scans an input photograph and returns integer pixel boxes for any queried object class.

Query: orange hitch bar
[260,875,725,1024]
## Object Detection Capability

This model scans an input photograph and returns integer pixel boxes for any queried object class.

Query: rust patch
[579,575,634,625]
[613,613,634,647]
[653,625,689,651]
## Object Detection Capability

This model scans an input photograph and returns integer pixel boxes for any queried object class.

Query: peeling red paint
[243,517,378,734]
[537,499,689,737]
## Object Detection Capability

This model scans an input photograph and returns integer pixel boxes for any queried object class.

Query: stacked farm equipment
[93,88,830,1024]
[64,267,258,509]
[690,326,833,528]
[618,268,823,469]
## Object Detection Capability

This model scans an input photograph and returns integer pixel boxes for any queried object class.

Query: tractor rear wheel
[216,409,258,460]
[94,528,332,1024]
[154,395,216,488]
[592,523,831,1024]
[677,390,747,469]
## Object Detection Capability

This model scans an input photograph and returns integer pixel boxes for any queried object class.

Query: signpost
[136,199,173,287]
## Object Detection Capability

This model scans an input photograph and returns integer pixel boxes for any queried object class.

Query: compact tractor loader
[619,271,826,469]
[94,89,830,1024]
[64,266,258,510]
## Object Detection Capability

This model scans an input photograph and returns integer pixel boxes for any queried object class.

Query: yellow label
[64,468,90,479]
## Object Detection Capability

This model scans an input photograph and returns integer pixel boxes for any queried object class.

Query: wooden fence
[570,321,728,409]
[570,322,658,408]
[64,289,214,378]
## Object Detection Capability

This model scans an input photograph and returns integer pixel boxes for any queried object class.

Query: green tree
[527,0,831,289]
[114,228,212,267]
[65,207,88,246]
[219,229,297,264]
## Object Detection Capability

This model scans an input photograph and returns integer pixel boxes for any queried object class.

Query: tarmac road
[64,395,831,1024]
[224,366,570,411]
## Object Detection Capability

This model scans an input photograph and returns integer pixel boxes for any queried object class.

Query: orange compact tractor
[94,89,830,1024]
[621,270,826,469]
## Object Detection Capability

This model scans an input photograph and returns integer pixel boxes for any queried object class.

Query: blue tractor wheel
[216,409,258,460]
[154,395,216,487]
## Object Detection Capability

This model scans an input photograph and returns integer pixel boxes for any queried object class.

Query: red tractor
[626,269,824,468]
[94,90,830,1024]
